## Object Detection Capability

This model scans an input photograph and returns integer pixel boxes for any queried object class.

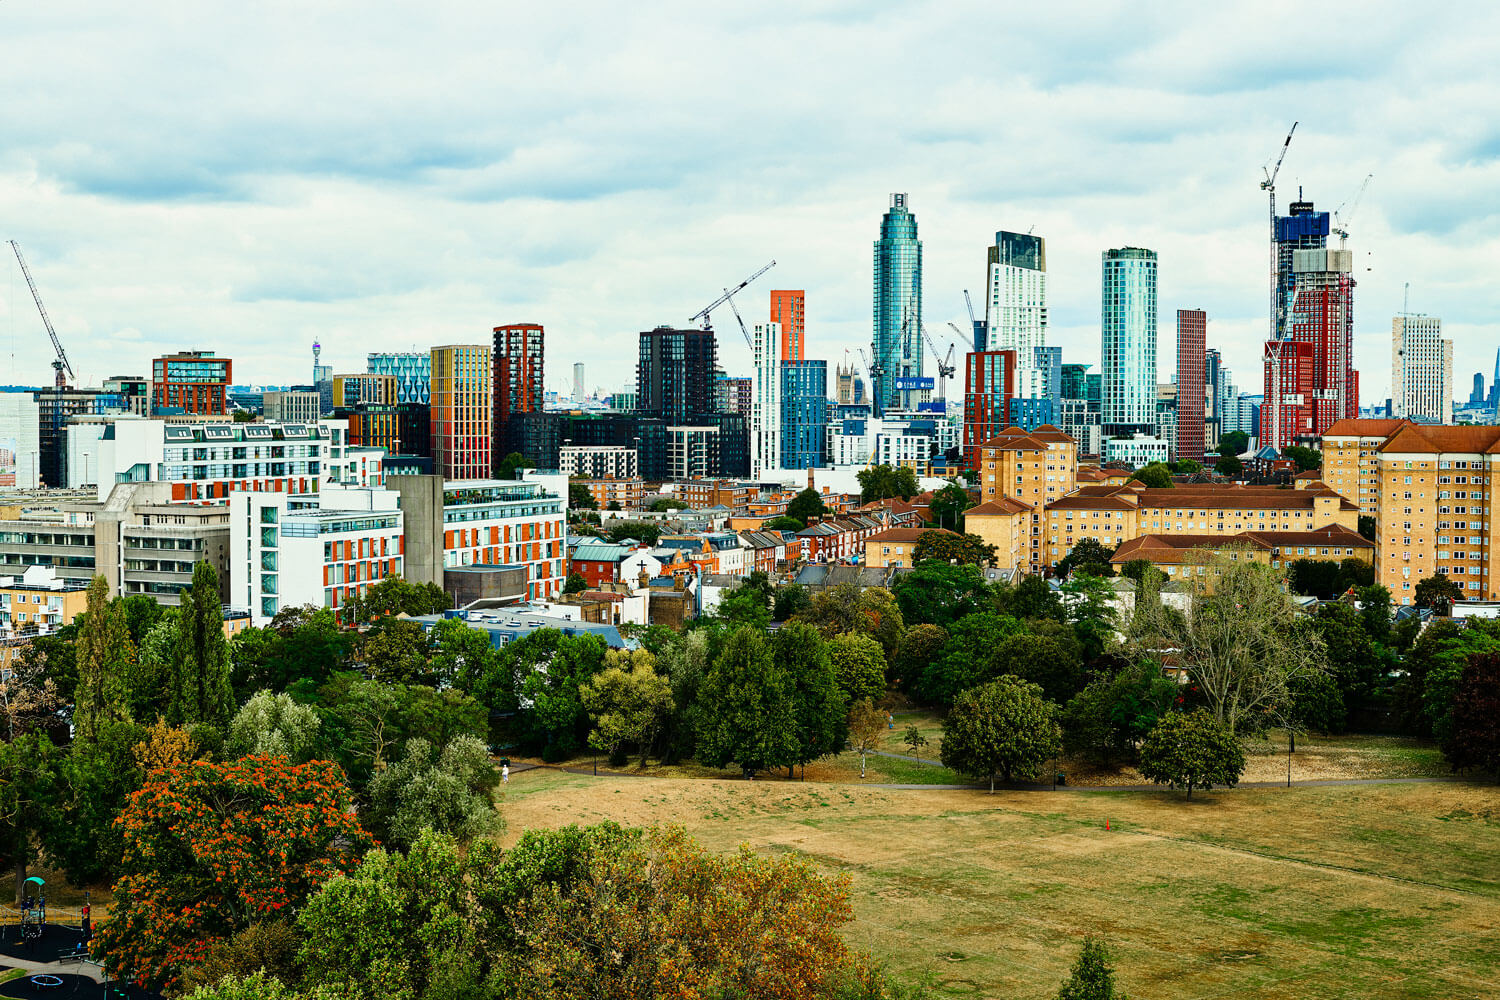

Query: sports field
[501,769,1500,999]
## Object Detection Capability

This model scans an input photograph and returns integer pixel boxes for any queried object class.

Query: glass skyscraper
[872,193,922,417]
[1100,248,1158,436]
[780,360,828,469]
[985,231,1048,397]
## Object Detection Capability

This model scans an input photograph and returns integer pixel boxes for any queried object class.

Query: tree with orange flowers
[95,755,372,992]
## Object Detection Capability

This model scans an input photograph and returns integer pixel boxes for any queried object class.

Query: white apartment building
[558,445,638,479]
[1390,314,1452,425]
[986,231,1048,399]
[751,322,781,477]
[1103,435,1170,467]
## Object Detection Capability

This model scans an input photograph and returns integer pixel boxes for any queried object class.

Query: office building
[751,323,782,476]
[1390,314,1452,425]
[770,290,806,361]
[1176,309,1206,461]
[33,388,128,488]
[1274,200,1331,339]
[558,445,637,479]
[333,373,397,408]
[103,376,150,417]
[780,359,827,470]
[984,231,1048,396]
[262,389,322,424]
[637,327,717,424]
[872,193,922,415]
[1470,373,1485,407]
[152,351,232,415]
[430,345,492,481]
[1261,248,1358,449]
[367,352,431,405]
[493,323,545,461]
[336,402,431,459]
[1100,248,1158,436]
[962,350,1016,469]
[574,363,585,403]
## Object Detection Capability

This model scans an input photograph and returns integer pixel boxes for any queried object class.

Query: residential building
[781,359,827,469]
[963,350,1016,469]
[1108,525,1373,586]
[637,327,717,424]
[95,418,337,503]
[984,231,1047,395]
[864,526,959,569]
[977,424,1080,571]
[1100,248,1158,436]
[1104,435,1171,467]
[568,541,660,587]
[0,567,89,637]
[430,345,492,481]
[336,402,431,459]
[872,193,922,415]
[1261,247,1358,449]
[769,290,806,361]
[1390,314,1452,425]
[366,352,431,405]
[33,388,128,488]
[712,374,752,418]
[1154,384,1177,455]
[573,476,646,510]
[152,351,232,415]
[558,445,638,479]
[262,389,322,424]
[1176,309,1207,461]
[103,376,150,416]
[796,515,883,563]
[1320,418,1415,514]
[751,322,781,477]
[963,497,1032,573]
[493,323,545,460]
[332,373,398,408]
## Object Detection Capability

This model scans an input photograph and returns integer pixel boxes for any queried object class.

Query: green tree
[763,515,805,533]
[1415,572,1464,615]
[511,631,609,756]
[1288,559,1341,599]
[74,575,135,743]
[1061,658,1177,765]
[604,520,662,546]
[496,452,537,480]
[1055,936,1129,1000]
[713,572,775,629]
[997,574,1065,621]
[345,577,451,622]
[793,584,905,660]
[941,676,1062,792]
[171,561,235,732]
[0,732,60,893]
[773,623,846,776]
[928,479,972,531]
[128,614,179,723]
[1441,652,1500,778]
[1055,539,1117,579]
[772,583,811,621]
[785,488,829,525]
[911,530,996,566]
[117,593,166,644]
[360,618,433,685]
[225,690,321,761]
[828,632,887,706]
[1214,453,1244,478]
[365,736,499,850]
[918,611,1023,707]
[656,631,711,763]
[649,497,687,512]
[426,615,499,690]
[563,572,589,594]
[902,724,929,762]
[857,464,918,502]
[892,561,992,628]
[231,607,354,699]
[1138,709,1245,797]
[1357,515,1376,541]
[696,627,798,775]
[1061,572,1119,662]
[581,649,674,766]
[1282,445,1321,472]
[994,618,1086,703]
[1130,462,1174,489]
[1169,459,1202,475]
[891,623,949,693]
[14,631,77,709]
[1117,559,1155,585]
[1217,430,1249,455]
[568,482,598,510]
[847,698,885,778]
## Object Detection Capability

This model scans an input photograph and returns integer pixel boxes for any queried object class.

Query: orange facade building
[769,290,805,361]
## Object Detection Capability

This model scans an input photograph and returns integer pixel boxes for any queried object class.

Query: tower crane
[858,346,884,415]
[963,289,985,351]
[1332,173,1373,247]
[8,241,74,388]
[917,320,956,401]
[1259,122,1297,341]
[687,260,776,343]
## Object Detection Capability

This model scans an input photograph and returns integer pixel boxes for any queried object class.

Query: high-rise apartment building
[1261,248,1358,450]
[770,290,806,361]
[151,351,231,415]
[333,373,397,408]
[712,374,753,418]
[573,363,585,403]
[1390,315,1452,425]
[984,232,1047,393]
[430,345,492,480]
[872,193,922,416]
[751,323,782,476]
[367,352,431,405]
[962,349,1016,469]
[1100,248,1158,436]
[1176,310,1207,462]
[493,323,544,462]
[1274,201,1330,340]
[781,359,827,469]
[637,327,717,424]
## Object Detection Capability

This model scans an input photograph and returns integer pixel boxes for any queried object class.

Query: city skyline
[1,4,1498,401]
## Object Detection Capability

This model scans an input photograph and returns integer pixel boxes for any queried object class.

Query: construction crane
[858,346,884,415]
[917,320,956,401]
[687,260,776,339]
[1332,173,1373,247]
[1259,122,1297,341]
[963,289,986,351]
[8,241,74,388]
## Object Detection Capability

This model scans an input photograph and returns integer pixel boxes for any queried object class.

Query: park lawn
[500,769,1500,1000]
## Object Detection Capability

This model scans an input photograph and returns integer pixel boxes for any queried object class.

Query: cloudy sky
[2,2,1498,403]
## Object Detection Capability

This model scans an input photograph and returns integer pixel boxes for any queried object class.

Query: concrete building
[0,566,89,637]
[1100,248,1158,436]
[152,351,232,415]
[366,352,431,405]
[558,445,638,479]
[751,322,782,477]
[1176,309,1206,462]
[1390,314,1452,425]
[1262,246,1358,449]
[985,231,1048,398]
[872,193,922,415]
[262,389,322,423]
[430,345,492,481]
[94,418,337,503]
[769,289,806,361]
[103,376,150,417]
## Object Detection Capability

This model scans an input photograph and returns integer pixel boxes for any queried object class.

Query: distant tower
[313,341,322,384]
[574,362,585,403]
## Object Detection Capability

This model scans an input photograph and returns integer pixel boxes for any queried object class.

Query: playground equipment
[19,876,45,943]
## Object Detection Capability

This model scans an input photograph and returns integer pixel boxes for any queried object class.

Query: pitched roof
[1376,423,1500,455]
[1322,418,1414,438]
[1239,524,1374,548]
[967,497,1032,516]
[865,526,959,544]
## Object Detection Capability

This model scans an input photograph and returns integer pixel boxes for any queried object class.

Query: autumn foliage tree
[96,756,373,991]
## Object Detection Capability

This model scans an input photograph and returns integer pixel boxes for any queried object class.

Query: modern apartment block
[336,402,431,459]
[780,359,827,470]
[333,373,398,408]
[430,345,492,481]
[152,351,232,415]
[96,418,338,503]
[1390,315,1452,425]
[769,290,806,361]
[637,328,717,424]
[558,445,638,479]
[985,231,1048,396]
[493,323,544,461]
[1176,309,1207,461]
[0,567,89,638]
[367,352,432,405]
[872,193,923,415]
[1261,248,1358,450]
[712,374,752,418]
[751,322,781,476]
[1274,200,1330,339]
[261,389,322,423]
[962,349,1016,469]
[1100,248,1158,437]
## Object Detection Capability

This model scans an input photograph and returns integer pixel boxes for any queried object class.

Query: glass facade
[636,328,716,425]
[872,193,922,416]
[780,360,827,469]
[367,352,432,405]
[1100,248,1158,436]
[985,232,1048,395]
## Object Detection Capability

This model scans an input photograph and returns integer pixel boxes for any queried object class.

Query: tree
[604,520,662,546]
[828,632,887,706]
[1061,572,1119,662]
[994,618,1086,703]
[1214,453,1244,478]
[763,515,805,533]
[786,488,829,525]
[128,615,179,723]
[74,575,135,743]
[1137,709,1246,798]
[1130,463,1174,489]
[568,482,597,510]
[563,572,588,594]
[847,699,885,778]
[891,623,949,693]
[171,561,235,732]
[0,733,60,896]
[232,607,354,699]
[96,756,373,992]
[0,633,63,740]
[14,631,77,710]
[360,618,432,685]
[1282,445,1321,472]
[225,690,321,761]
[1217,430,1249,455]
[1416,572,1464,615]
[1442,653,1500,778]
[857,464,918,502]
[911,530,996,566]
[928,479,972,531]
[940,676,1062,792]
[365,736,499,849]
[656,631,711,764]
[696,627,798,775]
[917,611,1023,707]
[344,577,450,622]
[1055,936,1128,1000]
[713,572,774,629]
[1061,658,1177,765]
[1169,459,1202,475]
[649,497,686,512]
[793,584,905,660]
[581,649,674,766]
[1288,559,1341,600]
[997,575,1065,622]
[510,631,609,756]
[773,623,846,777]
[426,615,498,690]
[892,562,991,628]
[902,724,929,762]
[1131,549,1328,735]
[772,583,811,621]
[310,675,486,791]
[1358,515,1377,541]
[496,452,536,481]
[1055,539,1117,579]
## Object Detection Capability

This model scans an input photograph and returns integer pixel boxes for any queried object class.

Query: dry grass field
[501,769,1500,999]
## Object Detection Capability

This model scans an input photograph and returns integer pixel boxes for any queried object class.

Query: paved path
[0,955,103,983]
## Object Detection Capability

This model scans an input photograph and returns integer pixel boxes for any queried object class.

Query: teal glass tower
[872,193,922,416]
[1100,247,1158,436]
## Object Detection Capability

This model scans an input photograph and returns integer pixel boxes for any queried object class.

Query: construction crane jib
[1260,121,1297,342]
[8,241,75,388]
[688,260,777,346]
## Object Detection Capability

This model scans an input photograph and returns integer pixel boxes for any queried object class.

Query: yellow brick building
[964,497,1032,573]
[977,425,1079,571]
[863,527,959,569]
[1320,418,1413,515]
[1110,525,1373,588]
